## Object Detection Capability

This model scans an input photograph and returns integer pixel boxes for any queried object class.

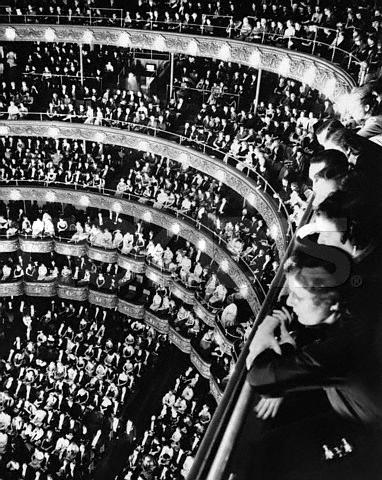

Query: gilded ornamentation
[24,281,56,297]
[19,237,54,253]
[0,120,287,255]
[168,326,192,353]
[190,346,211,379]
[0,186,260,314]
[144,310,170,334]
[88,289,118,308]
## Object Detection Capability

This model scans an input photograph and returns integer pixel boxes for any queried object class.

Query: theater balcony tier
[0,25,355,100]
[0,255,232,335]
[0,186,263,313]
[0,279,225,402]
[0,120,289,255]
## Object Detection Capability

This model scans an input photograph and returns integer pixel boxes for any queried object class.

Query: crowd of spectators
[0,46,320,235]
[1,3,382,476]
[0,37,329,231]
[0,240,243,478]
[2,0,382,79]
[0,38,334,231]
[118,365,214,480]
[241,93,382,475]
[0,299,170,479]
[0,135,279,289]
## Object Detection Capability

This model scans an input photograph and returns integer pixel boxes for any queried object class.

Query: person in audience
[247,244,382,426]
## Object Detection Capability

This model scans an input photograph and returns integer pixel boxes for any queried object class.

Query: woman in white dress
[42,213,55,237]
[121,232,134,254]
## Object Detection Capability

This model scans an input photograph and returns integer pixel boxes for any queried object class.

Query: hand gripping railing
[187,197,313,480]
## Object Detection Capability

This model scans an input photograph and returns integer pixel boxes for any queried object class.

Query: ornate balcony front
[118,298,145,320]
[168,326,192,354]
[145,263,172,287]
[88,289,118,309]
[214,322,235,355]
[209,374,224,403]
[54,239,87,257]
[0,280,23,297]
[0,236,19,253]
[171,280,197,305]
[144,310,170,334]
[87,244,118,264]
[194,300,217,328]
[19,235,54,253]
[190,345,211,379]
[57,284,88,302]
[24,281,56,297]
[117,251,147,274]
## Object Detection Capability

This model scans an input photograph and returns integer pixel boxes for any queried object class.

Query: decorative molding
[88,289,118,308]
[118,298,145,319]
[88,245,118,264]
[117,253,146,274]
[145,263,172,286]
[214,323,235,355]
[193,301,216,328]
[57,284,88,301]
[0,25,355,99]
[55,240,87,257]
[24,281,56,297]
[144,310,170,334]
[210,374,224,403]
[0,281,23,296]
[0,237,19,252]
[190,346,211,379]
[19,236,54,253]
[0,186,260,314]
[171,280,196,305]
[168,326,192,354]
[0,121,287,257]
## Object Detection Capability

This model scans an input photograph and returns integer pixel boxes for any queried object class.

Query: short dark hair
[310,149,349,185]
[284,246,349,308]
[310,149,349,170]
[313,119,345,141]
[316,184,380,250]
[350,83,377,114]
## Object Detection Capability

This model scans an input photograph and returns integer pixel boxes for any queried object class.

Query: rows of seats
[1,3,382,478]
[2,1,381,79]
[0,42,327,227]
[0,300,168,479]
[0,136,279,289]
[119,366,214,480]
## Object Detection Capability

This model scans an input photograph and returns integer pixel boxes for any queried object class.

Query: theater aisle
[125,344,189,436]
[93,345,189,480]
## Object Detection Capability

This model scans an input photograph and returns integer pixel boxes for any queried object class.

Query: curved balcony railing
[0,24,355,100]
[188,198,313,480]
[0,16,362,83]
[0,119,289,256]
[0,234,243,318]
[0,279,226,402]
[0,184,264,313]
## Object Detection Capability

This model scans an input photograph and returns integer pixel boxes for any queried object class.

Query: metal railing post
[79,44,84,87]
[253,68,262,115]
[312,29,318,55]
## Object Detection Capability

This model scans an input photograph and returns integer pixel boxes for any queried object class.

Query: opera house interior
[0,0,382,479]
